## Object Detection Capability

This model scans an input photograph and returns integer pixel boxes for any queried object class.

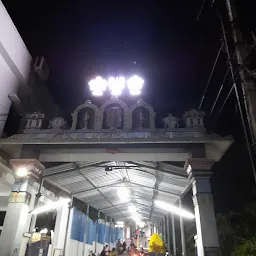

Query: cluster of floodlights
[88,75,144,96]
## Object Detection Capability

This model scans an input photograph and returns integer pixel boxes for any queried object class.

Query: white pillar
[163,218,166,243]
[166,215,171,253]
[185,158,219,256]
[153,223,157,234]
[0,180,36,256]
[52,203,69,251]
[179,199,186,256]
[171,214,176,256]
[126,226,131,239]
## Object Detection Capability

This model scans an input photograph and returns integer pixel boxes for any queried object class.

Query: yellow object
[31,233,41,244]
[148,234,166,254]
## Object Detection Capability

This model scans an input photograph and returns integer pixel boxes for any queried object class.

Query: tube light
[155,201,194,219]
[31,198,71,215]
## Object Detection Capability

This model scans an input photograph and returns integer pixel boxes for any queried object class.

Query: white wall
[0,1,31,136]
[0,1,31,81]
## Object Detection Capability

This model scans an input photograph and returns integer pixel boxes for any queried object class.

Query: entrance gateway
[0,98,232,256]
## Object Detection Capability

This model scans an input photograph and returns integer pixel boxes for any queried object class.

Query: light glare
[117,187,130,200]
[32,198,71,215]
[88,76,107,95]
[108,76,125,96]
[127,75,144,96]
[39,228,48,234]
[129,205,137,213]
[16,167,28,177]
[155,201,194,219]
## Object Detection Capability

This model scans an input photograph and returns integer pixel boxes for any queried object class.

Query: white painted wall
[0,1,31,81]
[0,1,31,136]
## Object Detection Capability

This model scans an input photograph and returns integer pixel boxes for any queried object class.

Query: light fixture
[127,75,144,96]
[88,75,144,96]
[108,76,125,96]
[116,221,124,225]
[117,187,130,200]
[155,201,195,219]
[129,205,137,213]
[16,167,29,177]
[88,76,107,96]
[31,198,71,215]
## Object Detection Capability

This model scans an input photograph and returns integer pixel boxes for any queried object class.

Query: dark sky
[2,0,256,213]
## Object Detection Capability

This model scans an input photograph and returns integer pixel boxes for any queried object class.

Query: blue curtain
[105,225,109,244]
[87,219,95,245]
[118,228,123,240]
[111,227,115,243]
[70,207,86,242]
[98,223,105,244]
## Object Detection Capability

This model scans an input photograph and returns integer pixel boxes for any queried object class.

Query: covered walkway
[43,161,190,224]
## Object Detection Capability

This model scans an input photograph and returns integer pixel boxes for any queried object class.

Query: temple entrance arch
[0,98,232,256]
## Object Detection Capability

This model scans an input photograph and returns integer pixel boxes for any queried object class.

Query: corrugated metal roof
[43,160,191,221]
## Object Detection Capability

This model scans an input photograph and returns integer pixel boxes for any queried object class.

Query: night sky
[2,0,256,214]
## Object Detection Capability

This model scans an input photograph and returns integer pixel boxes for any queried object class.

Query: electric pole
[225,0,256,146]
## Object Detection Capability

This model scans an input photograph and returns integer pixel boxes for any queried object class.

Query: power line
[198,41,224,111]
[210,67,231,115]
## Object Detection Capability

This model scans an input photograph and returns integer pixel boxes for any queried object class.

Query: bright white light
[129,90,141,96]
[88,76,107,96]
[16,167,28,177]
[32,198,71,215]
[117,187,130,200]
[108,76,125,96]
[39,228,48,234]
[127,75,144,96]
[132,213,141,222]
[115,224,124,228]
[155,201,194,219]
[92,90,103,96]
[138,221,145,227]
[129,205,137,213]
[116,221,124,225]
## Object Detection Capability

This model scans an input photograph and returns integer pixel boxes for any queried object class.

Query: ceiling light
[155,201,194,219]
[16,167,29,177]
[117,187,130,200]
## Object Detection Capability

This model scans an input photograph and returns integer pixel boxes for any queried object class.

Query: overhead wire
[198,41,224,111]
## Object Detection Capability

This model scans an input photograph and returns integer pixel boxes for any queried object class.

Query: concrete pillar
[0,159,44,256]
[153,222,157,234]
[162,218,166,243]
[171,214,176,256]
[166,215,171,254]
[185,158,219,256]
[179,199,186,256]
[52,203,70,251]
[126,226,131,239]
